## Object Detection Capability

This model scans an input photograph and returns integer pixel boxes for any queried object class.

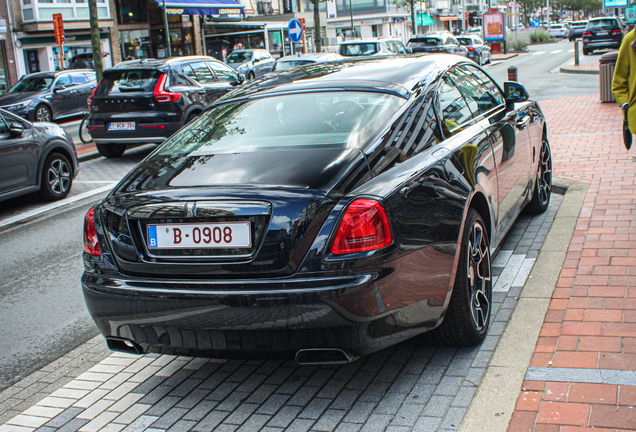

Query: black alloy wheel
[38,152,72,201]
[35,105,52,122]
[526,138,552,214]
[96,143,127,159]
[426,209,492,346]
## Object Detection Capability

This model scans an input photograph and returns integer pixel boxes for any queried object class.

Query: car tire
[426,208,492,346]
[186,112,198,124]
[583,48,590,55]
[38,152,72,201]
[35,105,52,122]
[248,71,256,80]
[525,138,552,214]
[96,143,126,159]
[477,53,483,65]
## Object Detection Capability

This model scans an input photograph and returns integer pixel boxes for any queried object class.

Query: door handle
[516,116,530,128]
[70,90,78,93]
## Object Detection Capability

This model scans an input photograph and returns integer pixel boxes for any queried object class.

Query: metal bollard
[574,41,579,66]
[507,66,518,82]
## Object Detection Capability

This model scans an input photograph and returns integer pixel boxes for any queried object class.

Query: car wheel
[35,105,52,122]
[186,112,198,124]
[525,138,552,214]
[96,143,126,159]
[477,53,483,65]
[38,152,72,201]
[248,71,256,80]
[426,208,492,346]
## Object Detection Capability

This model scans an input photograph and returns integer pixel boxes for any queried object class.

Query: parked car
[457,35,492,65]
[548,23,569,38]
[407,35,468,57]
[226,49,275,80]
[82,55,552,363]
[0,70,96,122]
[582,17,626,55]
[0,108,78,203]
[465,26,482,35]
[87,56,244,159]
[272,53,343,72]
[567,20,588,41]
[339,38,409,57]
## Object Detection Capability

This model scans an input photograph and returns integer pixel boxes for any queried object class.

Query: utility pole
[349,0,354,37]
[462,0,466,32]
[163,0,172,57]
[88,0,103,80]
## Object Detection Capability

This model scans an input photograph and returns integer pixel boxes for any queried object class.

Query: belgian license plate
[597,31,608,36]
[109,122,135,131]
[147,222,251,249]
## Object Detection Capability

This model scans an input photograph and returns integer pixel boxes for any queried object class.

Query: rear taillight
[467,47,475,51]
[583,31,592,37]
[153,73,181,103]
[331,199,393,255]
[613,29,622,35]
[84,208,101,256]
[87,78,101,106]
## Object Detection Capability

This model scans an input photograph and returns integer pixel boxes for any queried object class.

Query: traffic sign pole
[299,18,306,54]
[53,14,65,70]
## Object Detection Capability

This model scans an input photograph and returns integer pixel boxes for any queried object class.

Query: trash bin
[599,51,619,103]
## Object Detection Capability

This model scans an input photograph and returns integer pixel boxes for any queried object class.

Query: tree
[313,0,322,52]
[88,0,104,80]
[392,0,418,35]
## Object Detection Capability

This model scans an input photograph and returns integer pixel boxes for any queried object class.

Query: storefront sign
[627,4,636,23]
[483,11,505,41]
[603,0,628,7]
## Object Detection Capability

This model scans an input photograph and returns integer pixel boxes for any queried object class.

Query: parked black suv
[582,17,626,55]
[88,56,244,158]
[406,35,467,57]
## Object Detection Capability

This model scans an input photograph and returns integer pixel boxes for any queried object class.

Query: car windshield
[273,60,315,71]
[340,43,379,56]
[588,19,617,30]
[409,38,441,46]
[227,52,252,63]
[155,91,406,157]
[549,24,564,29]
[96,70,160,95]
[457,38,473,45]
[10,77,54,92]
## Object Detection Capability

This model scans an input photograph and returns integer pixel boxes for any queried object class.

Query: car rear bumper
[93,137,166,144]
[81,267,447,360]
[583,40,621,49]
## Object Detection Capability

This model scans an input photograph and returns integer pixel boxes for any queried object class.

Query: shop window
[116,0,148,24]
[120,30,152,60]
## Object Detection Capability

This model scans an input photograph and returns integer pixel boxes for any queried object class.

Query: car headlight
[2,100,32,111]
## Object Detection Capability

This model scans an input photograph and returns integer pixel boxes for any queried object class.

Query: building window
[120,29,152,59]
[116,0,148,24]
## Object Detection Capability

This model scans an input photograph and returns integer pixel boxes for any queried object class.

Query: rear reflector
[140,124,166,129]
[84,208,101,256]
[613,29,622,35]
[154,73,181,103]
[331,199,392,255]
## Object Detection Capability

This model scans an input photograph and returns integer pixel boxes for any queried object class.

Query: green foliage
[507,31,530,51]
[529,28,551,43]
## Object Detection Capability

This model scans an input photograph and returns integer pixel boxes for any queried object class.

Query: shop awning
[418,12,435,26]
[439,15,459,21]
[152,0,245,16]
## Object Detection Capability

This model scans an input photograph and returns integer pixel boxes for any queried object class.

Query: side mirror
[9,122,24,136]
[406,47,413,53]
[53,83,65,92]
[504,81,529,107]
[231,73,245,86]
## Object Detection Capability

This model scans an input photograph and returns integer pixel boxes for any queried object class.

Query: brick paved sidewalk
[507,95,636,431]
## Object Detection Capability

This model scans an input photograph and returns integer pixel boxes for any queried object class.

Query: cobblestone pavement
[0,146,154,227]
[0,191,564,432]
[507,95,636,431]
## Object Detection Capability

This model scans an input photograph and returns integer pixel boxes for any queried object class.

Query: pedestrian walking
[611,28,636,149]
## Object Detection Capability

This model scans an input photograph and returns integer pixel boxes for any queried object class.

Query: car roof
[110,56,221,70]
[589,17,617,21]
[340,39,386,44]
[23,69,93,79]
[220,55,468,102]
[277,53,339,62]
[230,49,267,53]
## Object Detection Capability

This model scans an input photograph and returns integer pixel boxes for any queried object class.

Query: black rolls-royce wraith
[82,55,552,364]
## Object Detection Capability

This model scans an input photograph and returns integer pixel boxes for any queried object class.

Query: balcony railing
[21,0,110,23]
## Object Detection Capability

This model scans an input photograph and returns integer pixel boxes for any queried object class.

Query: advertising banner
[483,12,505,41]
[604,0,628,7]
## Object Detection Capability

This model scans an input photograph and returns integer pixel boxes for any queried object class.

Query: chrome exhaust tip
[106,337,144,355]
[295,348,357,365]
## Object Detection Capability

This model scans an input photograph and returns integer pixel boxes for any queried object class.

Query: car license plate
[147,222,251,249]
[597,31,608,36]
[109,122,135,131]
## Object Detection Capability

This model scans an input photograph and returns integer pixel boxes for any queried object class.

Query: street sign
[628,5,636,23]
[53,13,65,69]
[287,19,303,44]
[530,18,540,27]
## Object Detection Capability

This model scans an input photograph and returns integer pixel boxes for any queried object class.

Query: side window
[461,65,505,110]
[190,62,216,84]
[447,68,480,116]
[182,64,198,81]
[55,75,72,88]
[84,73,97,82]
[71,73,89,84]
[448,36,459,45]
[262,51,272,59]
[395,41,408,54]
[438,75,474,136]
[0,114,8,135]
[207,62,238,82]
[169,69,196,87]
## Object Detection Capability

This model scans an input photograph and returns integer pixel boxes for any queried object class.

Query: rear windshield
[273,60,315,71]
[457,37,473,45]
[408,38,441,46]
[587,19,618,30]
[96,70,160,95]
[227,52,252,63]
[339,43,379,56]
[11,77,53,92]
[549,24,564,29]
[155,91,406,156]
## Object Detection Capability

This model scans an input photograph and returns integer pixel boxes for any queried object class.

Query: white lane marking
[568,49,575,52]
[493,254,526,292]
[550,50,563,54]
[532,51,546,55]
[0,183,115,229]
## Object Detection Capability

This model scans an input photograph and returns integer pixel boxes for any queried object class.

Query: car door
[50,75,74,118]
[69,72,96,115]
[258,51,276,74]
[182,62,227,106]
[0,113,37,195]
[453,65,532,246]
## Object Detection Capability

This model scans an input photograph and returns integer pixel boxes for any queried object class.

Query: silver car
[272,53,343,72]
[339,38,410,57]
[226,49,275,80]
